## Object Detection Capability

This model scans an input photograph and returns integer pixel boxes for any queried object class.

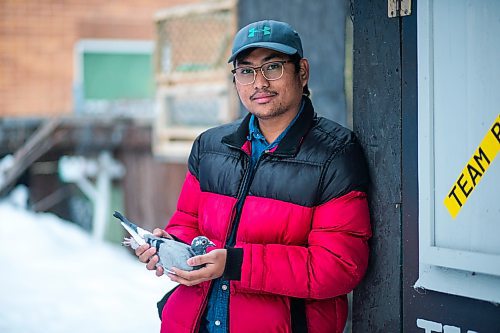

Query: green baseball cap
[228,20,303,63]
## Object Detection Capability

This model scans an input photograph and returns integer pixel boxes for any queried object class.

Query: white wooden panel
[417,0,500,302]
[432,0,500,254]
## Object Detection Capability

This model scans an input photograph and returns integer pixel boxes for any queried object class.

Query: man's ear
[299,58,310,85]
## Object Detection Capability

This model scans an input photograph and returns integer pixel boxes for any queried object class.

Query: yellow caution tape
[444,114,500,219]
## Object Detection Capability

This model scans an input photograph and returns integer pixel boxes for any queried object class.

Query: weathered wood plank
[352,0,403,332]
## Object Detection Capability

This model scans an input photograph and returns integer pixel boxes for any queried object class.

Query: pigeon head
[191,236,215,255]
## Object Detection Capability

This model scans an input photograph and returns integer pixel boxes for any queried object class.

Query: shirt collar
[221,96,315,157]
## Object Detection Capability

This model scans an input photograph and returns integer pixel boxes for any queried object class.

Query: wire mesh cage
[155,3,235,82]
[153,0,238,160]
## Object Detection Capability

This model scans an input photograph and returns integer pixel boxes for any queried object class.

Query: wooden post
[351,0,404,331]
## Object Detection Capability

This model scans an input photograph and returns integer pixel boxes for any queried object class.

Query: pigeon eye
[202,239,207,245]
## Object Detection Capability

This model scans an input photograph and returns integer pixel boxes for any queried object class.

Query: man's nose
[253,69,269,88]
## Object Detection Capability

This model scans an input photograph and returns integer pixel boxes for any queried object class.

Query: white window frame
[73,39,154,116]
[416,0,500,304]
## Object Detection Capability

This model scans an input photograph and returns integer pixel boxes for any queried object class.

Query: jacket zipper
[193,146,257,333]
[219,142,252,245]
[226,150,266,247]
[193,288,211,333]
[226,172,250,246]
[218,145,268,332]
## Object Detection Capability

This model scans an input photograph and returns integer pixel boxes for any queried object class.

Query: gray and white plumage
[113,211,215,273]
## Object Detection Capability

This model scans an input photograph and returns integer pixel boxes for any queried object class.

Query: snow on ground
[0,187,177,333]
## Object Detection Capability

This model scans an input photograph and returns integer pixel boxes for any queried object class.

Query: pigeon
[112,211,215,273]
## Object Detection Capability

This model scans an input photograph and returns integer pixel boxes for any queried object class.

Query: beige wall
[0,0,199,117]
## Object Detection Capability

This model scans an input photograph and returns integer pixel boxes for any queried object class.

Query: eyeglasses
[231,60,290,85]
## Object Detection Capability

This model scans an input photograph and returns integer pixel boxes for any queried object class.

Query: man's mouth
[251,91,277,103]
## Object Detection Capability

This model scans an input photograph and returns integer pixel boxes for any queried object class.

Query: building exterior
[0,0,199,117]
[0,0,200,233]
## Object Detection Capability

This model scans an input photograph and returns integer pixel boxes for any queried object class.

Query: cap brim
[228,42,298,63]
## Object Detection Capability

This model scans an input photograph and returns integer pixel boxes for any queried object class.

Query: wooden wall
[351,0,405,331]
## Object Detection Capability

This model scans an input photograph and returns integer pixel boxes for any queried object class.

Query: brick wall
[0,0,200,117]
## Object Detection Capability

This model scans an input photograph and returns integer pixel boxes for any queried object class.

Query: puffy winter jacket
[162,97,371,333]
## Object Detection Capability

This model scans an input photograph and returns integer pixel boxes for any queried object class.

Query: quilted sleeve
[237,190,371,299]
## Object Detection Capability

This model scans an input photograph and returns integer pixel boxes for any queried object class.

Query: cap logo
[248,26,271,38]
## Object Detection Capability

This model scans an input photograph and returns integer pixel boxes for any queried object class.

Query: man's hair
[289,53,310,97]
[233,48,310,97]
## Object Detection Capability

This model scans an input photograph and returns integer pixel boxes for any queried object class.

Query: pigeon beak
[208,240,216,248]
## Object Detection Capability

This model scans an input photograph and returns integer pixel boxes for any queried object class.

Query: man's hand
[135,228,173,277]
[167,249,227,286]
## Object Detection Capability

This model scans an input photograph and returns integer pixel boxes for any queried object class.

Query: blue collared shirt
[201,99,305,333]
[248,98,305,167]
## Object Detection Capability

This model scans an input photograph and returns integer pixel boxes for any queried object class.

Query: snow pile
[0,187,176,333]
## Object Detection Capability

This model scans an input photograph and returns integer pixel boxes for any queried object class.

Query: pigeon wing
[157,239,195,272]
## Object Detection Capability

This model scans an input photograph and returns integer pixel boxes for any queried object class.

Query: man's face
[234,48,309,121]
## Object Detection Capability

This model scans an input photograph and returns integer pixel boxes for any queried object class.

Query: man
[136,20,371,333]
